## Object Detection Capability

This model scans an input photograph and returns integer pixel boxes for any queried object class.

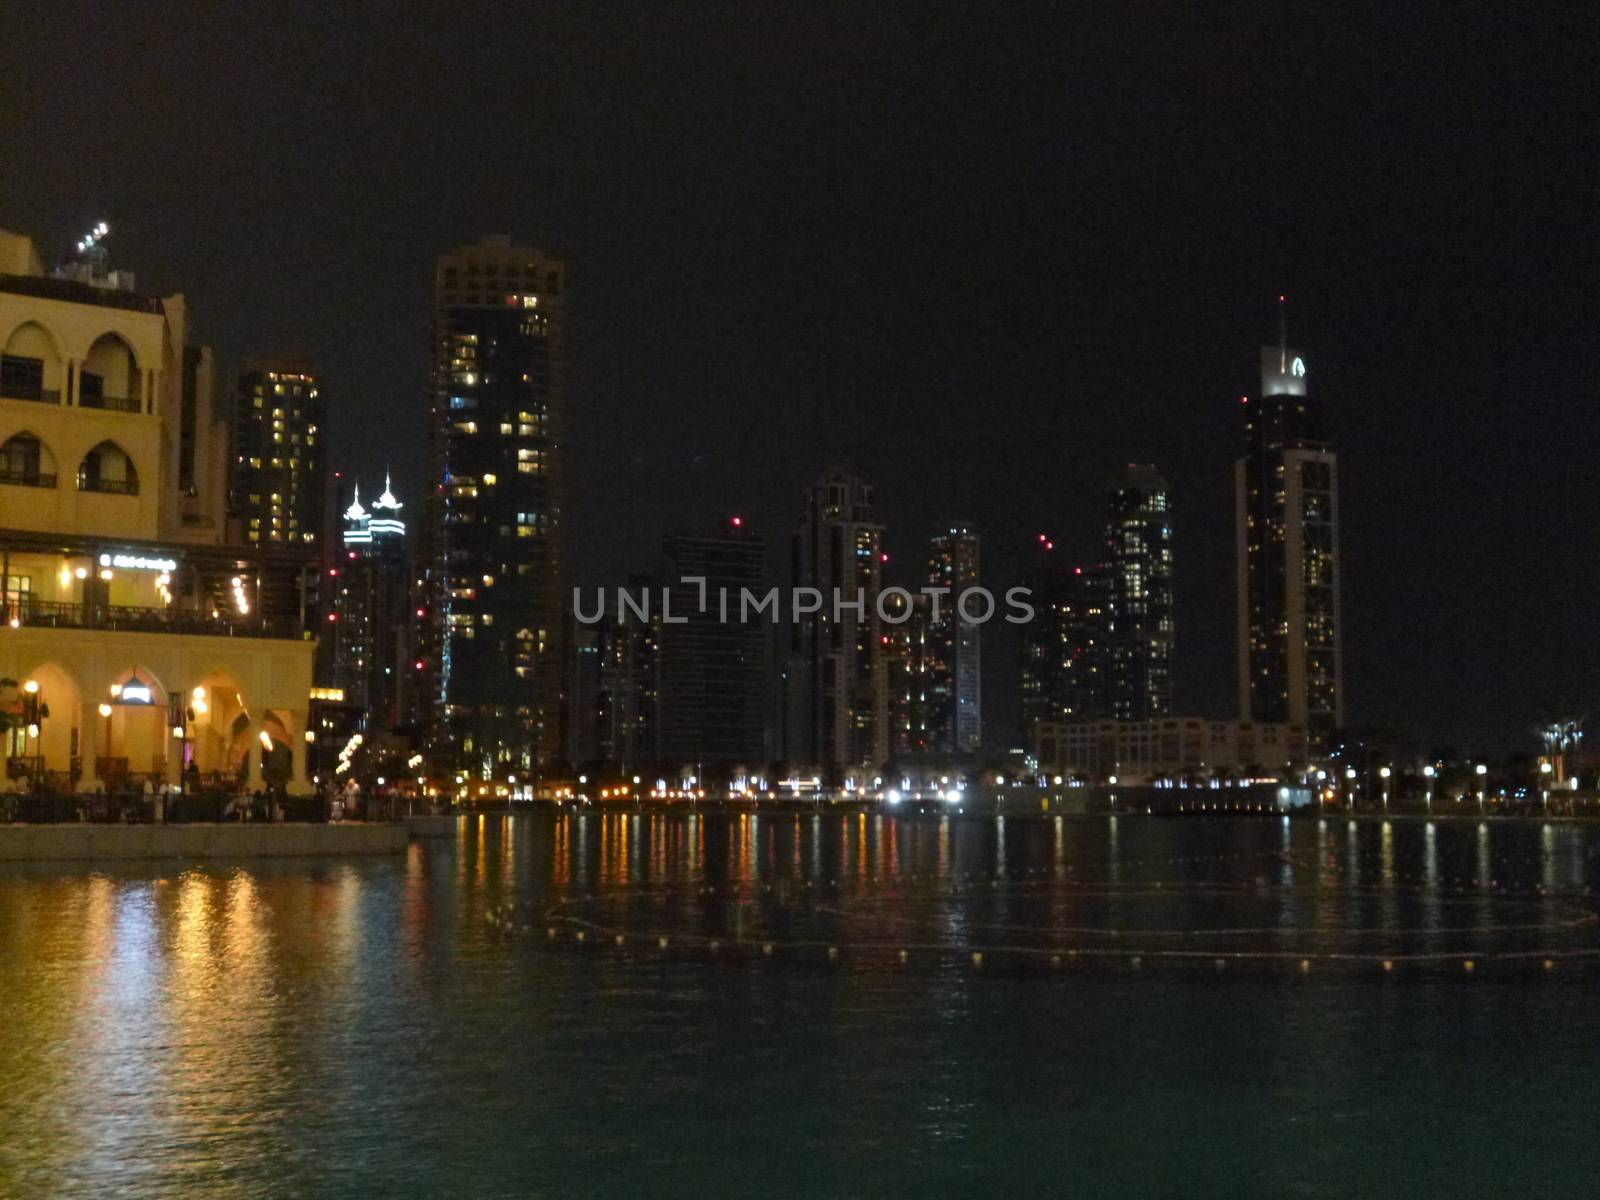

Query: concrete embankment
[0,822,409,862]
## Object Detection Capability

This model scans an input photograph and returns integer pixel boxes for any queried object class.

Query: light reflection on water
[0,813,1597,1199]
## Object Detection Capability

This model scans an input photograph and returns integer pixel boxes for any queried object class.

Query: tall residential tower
[925,525,982,754]
[422,236,566,775]
[1105,465,1174,720]
[786,467,888,775]
[656,520,769,770]
[331,475,413,732]
[229,361,326,549]
[1235,312,1343,748]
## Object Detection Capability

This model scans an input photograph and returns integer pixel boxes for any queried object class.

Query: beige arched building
[0,228,316,793]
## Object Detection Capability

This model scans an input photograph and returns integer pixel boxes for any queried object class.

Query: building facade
[786,467,888,775]
[422,236,566,776]
[0,227,316,792]
[329,476,412,732]
[1105,464,1174,720]
[924,526,982,755]
[1033,716,1308,785]
[887,587,931,758]
[597,578,658,772]
[655,521,768,771]
[229,361,326,548]
[1018,540,1111,739]
[1236,329,1344,749]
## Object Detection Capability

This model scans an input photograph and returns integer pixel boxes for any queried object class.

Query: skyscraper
[1104,465,1174,720]
[561,578,659,774]
[330,475,412,732]
[787,467,888,775]
[597,578,658,773]
[1018,538,1111,739]
[925,525,982,754]
[1236,314,1343,748]
[1019,538,1073,740]
[656,520,769,770]
[886,589,930,757]
[422,236,566,774]
[229,361,326,548]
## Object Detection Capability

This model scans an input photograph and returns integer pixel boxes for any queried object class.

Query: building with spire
[1236,300,1343,749]
[330,474,414,734]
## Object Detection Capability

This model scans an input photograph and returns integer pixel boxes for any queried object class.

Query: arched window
[77,440,139,495]
[1,322,63,405]
[0,432,58,487]
[80,333,141,412]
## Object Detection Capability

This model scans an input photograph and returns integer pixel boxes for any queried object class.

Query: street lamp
[97,702,113,769]
[1475,763,1488,815]
[1379,766,1391,812]
[1540,761,1553,815]
[1345,766,1357,811]
[1422,765,1435,814]
[20,679,45,775]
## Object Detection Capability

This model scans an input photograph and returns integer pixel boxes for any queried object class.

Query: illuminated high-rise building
[1236,309,1343,748]
[1018,537,1110,739]
[887,587,931,757]
[330,475,412,731]
[925,525,982,754]
[786,467,888,774]
[562,578,659,774]
[421,236,566,775]
[1104,465,1174,720]
[229,361,325,548]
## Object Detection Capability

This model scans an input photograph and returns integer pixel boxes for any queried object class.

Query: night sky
[3,4,1594,753]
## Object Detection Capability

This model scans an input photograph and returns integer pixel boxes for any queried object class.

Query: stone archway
[12,662,82,790]
[98,666,171,786]
[190,670,251,787]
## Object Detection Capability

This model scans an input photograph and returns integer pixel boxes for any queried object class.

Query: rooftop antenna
[1277,294,1288,373]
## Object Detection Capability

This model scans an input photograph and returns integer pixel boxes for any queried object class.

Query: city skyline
[5,6,1591,754]
[0,213,1561,762]
[1,11,1595,1196]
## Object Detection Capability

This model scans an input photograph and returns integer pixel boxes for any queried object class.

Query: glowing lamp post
[1344,767,1357,811]
[20,679,46,773]
[1475,764,1488,816]
[1539,761,1553,815]
[1378,766,1391,812]
[1422,765,1435,814]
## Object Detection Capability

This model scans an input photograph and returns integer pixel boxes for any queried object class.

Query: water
[1,812,1597,1198]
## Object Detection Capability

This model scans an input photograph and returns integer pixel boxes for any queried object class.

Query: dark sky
[3,3,1595,753]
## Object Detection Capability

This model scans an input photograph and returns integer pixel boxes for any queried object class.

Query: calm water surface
[1,812,1597,1198]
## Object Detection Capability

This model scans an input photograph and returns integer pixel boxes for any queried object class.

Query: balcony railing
[78,393,142,413]
[0,469,57,488]
[6,598,304,640]
[78,475,140,495]
[0,385,61,405]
